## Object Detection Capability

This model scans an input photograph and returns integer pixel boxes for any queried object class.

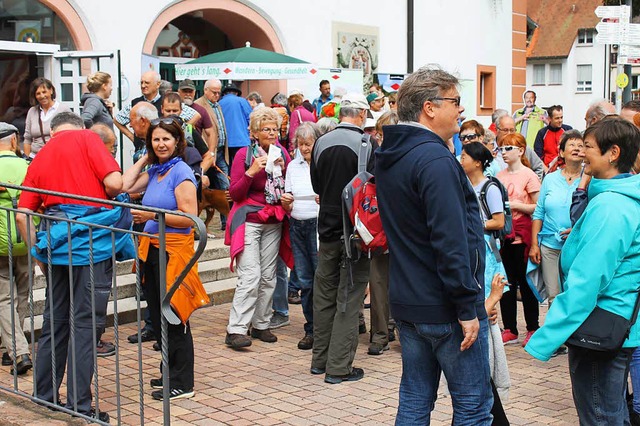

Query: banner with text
[175,62,316,80]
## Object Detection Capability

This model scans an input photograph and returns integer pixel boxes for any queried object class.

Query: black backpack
[478,176,512,244]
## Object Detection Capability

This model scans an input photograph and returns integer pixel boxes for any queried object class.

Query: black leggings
[499,242,539,334]
[144,246,194,390]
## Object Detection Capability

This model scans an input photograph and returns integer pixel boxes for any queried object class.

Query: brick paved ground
[0,302,578,425]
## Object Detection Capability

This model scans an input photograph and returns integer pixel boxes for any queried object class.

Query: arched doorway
[0,0,92,136]
[143,0,287,102]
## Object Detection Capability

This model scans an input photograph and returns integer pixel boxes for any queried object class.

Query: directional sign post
[595,4,632,113]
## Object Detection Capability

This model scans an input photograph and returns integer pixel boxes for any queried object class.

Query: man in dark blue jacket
[376,67,493,424]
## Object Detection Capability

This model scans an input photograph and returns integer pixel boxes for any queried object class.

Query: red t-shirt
[19,129,121,211]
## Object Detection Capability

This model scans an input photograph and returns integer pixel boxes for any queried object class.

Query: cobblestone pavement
[0,303,578,425]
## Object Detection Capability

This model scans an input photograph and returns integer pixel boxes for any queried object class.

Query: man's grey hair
[586,99,616,123]
[91,123,115,144]
[333,87,347,100]
[483,129,497,145]
[496,114,514,130]
[133,102,159,121]
[247,91,262,103]
[397,65,459,122]
[0,134,13,144]
[159,80,173,96]
[294,122,320,147]
[492,109,509,128]
[316,117,338,135]
[204,78,222,89]
[339,106,363,119]
[50,112,84,131]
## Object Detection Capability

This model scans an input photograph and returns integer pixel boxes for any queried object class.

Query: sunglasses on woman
[460,134,479,142]
[499,145,517,152]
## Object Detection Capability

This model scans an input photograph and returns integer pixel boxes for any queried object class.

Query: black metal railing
[0,182,206,425]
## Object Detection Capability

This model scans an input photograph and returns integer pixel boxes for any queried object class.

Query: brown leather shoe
[297,334,314,350]
[225,333,252,349]
[250,328,277,343]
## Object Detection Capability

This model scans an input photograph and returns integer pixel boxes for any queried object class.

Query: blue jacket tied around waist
[34,196,136,266]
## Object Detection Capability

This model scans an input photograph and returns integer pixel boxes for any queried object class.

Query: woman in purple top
[122,117,198,400]
[225,107,291,350]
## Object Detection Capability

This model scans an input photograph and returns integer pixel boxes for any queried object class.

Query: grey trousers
[369,253,391,345]
[0,256,30,357]
[312,240,369,376]
[541,245,561,303]
[227,222,282,334]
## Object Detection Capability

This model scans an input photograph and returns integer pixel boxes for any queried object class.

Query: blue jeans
[272,257,289,316]
[631,348,640,414]
[395,318,493,425]
[569,346,634,425]
[288,268,301,293]
[290,218,318,335]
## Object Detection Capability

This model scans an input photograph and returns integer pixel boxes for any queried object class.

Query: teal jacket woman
[525,116,640,425]
[525,173,640,361]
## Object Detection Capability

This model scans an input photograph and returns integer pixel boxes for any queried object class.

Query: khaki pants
[0,256,30,358]
[541,245,561,303]
[227,222,282,334]
[312,241,369,376]
[369,253,391,345]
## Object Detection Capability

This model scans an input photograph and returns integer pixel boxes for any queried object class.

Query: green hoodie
[0,151,29,256]
[525,173,640,361]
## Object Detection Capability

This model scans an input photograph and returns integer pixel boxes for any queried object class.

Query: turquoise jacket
[525,174,640,361]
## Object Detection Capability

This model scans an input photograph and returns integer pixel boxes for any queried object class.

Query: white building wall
[70,0,511,124]
[413,0,513,128]
[526,39,606,131]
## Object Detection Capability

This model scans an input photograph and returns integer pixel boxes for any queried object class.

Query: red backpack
[342,135,387,260]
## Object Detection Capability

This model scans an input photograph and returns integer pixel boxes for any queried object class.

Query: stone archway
[40,0,93,50]
[144,0,287,99]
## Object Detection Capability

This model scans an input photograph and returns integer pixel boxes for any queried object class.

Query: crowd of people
[1,66,640,425]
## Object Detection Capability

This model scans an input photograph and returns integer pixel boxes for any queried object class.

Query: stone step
[29,258,236,317]
[31,238,229,290]
[23,277,238,335]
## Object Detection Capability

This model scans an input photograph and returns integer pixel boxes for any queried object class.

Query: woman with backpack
[496,133,541,348]
[459,141,510,425]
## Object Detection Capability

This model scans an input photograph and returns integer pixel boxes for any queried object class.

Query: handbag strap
[37,111,46,145]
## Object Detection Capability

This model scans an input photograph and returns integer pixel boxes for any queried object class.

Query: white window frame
[576,64,593,93]
[549,63,562,85]
[578,29,594,45]
[533,64,546,85]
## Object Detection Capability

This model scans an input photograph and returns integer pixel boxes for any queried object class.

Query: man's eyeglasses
[150,116,184,126]
[497,127,517,134]
[460,134,479,142]
[260,127,279,134]
[499,145,517,153]
[432,96,461,107]
[389,101,396,105]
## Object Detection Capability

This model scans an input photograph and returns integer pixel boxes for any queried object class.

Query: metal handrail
[0,181,208,424]
[0,182,208,326]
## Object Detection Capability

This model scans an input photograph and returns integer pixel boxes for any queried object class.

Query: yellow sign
[617,72,629,89]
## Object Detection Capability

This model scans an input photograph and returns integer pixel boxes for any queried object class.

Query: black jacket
[310,123,375,242]
[376,123,487,323]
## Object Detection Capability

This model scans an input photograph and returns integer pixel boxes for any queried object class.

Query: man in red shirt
[16,112,122,423]
[533,105,572,167]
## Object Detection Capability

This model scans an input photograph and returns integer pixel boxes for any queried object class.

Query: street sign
[595,5,630,19]
[628,23,640,44]
[596,21,623,43]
